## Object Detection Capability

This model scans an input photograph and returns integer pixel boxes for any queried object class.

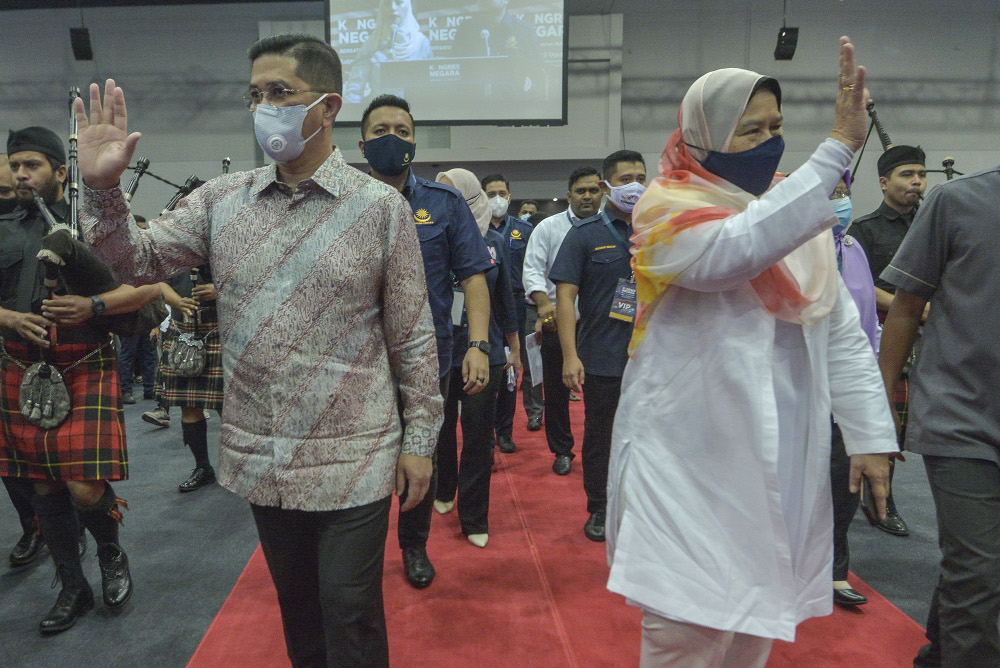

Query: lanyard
[501,216,514,246]
[600,210,631,254]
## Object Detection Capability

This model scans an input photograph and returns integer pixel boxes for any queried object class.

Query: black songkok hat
[877,145,925,178]
[7,126,66,167]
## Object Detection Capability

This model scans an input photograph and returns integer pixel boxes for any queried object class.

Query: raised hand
[74,79,142,190]
[829,36,870,152]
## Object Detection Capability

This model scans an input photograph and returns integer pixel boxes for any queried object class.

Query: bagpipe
[853,99,963,182]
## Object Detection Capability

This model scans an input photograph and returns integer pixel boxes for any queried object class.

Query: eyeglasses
[242,86,322,109]
[830,191,851,200]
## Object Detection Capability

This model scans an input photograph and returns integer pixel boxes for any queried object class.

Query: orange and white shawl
[629,68,838,353]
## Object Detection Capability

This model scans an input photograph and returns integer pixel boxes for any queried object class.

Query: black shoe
[584,511,606,542]
[39,584,94,635]
[179,466,216,493]
[833,587,868,607]
[527,416,542,431]
[96,543,133,608]
[861,482,909,537]
[569,391,581,402]
[552,455,572,475]
[10,530,45,567]
[402,547,435,589]
[121,390,135,405]
[497,435,516,453]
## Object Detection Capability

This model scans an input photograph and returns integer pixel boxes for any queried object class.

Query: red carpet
[189,399,927,667]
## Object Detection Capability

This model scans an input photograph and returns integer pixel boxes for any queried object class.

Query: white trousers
[639,612,774,668]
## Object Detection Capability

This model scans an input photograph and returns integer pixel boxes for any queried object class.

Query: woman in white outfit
[605,37,899,667]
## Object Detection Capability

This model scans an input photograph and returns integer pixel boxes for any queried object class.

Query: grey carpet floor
[1,402,938,666]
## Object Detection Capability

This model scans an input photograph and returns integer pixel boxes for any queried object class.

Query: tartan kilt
[157,309,224,410]
[0,339,127,482]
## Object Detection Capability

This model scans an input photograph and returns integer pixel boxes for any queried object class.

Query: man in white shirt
[522,166,600,475]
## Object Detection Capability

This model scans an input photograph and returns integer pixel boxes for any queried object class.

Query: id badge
[452,287,465,326]
[609,277,637,323]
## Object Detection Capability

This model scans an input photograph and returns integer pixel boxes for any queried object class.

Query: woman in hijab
[432,168,520,548]
[343,0,433,103]
[605,37,898,666]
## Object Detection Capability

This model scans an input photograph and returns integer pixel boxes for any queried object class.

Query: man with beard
[1,152,46,569]
[523,166,603,476]
[849,144,927,538]
[0,127,148,633]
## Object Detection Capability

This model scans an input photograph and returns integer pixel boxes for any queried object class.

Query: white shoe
[467,533,488,548]
[433,499,454,515]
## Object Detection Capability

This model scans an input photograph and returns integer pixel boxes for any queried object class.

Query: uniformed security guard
[849,144,927,539]
[549,150,646,541]
[360,94,493,589]
[481,173,536,452]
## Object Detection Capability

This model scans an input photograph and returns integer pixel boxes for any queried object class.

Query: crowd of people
[1,30,997,668]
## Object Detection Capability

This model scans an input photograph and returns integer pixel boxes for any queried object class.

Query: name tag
[452,287,465,326]
[609,278,636,323]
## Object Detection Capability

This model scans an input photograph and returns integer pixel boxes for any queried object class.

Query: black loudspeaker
[70,27,94,61]
[774,27,798,60]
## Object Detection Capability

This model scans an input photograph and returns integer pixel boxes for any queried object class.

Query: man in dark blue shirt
[481,172,536,452]
[549,150,646,542]
[361,94,493,589]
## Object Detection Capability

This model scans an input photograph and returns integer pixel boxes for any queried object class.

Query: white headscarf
[679,68,776,162]
[436,168,491,236]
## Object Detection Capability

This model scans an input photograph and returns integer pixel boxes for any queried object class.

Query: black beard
[15,176,61,208]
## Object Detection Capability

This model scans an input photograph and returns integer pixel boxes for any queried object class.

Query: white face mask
[488,194,509,218]
[602,180,647,213]
[253,94,328,163]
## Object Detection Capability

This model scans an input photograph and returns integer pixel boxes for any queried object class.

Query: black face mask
[0,198,18,216]
[363,134,415,177]
[695,135,785,196]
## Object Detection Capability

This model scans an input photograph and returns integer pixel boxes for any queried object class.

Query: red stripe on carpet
[188,397,926,667]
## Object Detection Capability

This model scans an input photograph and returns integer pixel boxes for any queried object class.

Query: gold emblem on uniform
[414,208,433,224]
[510,229,523,240]
[506,36,518,48]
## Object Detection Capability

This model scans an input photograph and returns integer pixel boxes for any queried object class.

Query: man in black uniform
[0,127,135,634]
[481,173,534,452]
[549,150,646,541]
[850,144,927,538]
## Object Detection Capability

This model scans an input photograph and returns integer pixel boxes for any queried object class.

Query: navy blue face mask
[363,134,415,177]
[696,134,785,196]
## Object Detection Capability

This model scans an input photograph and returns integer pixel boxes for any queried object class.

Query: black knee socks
[73,482,121,548]
[33,490,87,587]
[182,419,211,469]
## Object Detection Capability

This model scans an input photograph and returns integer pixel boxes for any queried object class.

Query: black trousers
[396,372,450,551]
[437,365,503,535]
[540,328,573,457]
[914,455,1000,668]
[252,496,392,668]
[521,304,544,421]
[493,298,525,440]
[829,422,859,581]
[581,374,622,513]
[3,475,36,535]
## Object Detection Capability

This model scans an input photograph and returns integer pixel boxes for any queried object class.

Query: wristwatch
[469,340,491,355]
[89,295,106,318]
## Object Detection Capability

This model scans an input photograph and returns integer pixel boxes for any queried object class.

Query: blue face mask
[697,134,785,196]
[363,134,415,177]
[831,196,853,235]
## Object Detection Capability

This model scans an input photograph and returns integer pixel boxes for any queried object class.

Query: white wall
[2,1,998,217]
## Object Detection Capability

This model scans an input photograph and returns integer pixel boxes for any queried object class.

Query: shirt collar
[876,200,914,223]
[250,148,347,199]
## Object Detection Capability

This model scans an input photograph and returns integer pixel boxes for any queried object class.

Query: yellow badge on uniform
[510,229,523,240]
[506,36,518,49]
[414,209,433,224]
